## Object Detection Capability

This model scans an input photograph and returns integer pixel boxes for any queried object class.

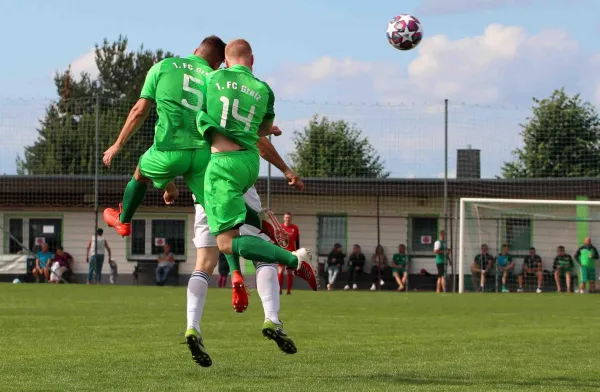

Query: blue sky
[0,0,599,176]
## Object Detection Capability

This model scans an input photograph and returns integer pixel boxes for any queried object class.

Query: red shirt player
[279,212,300,295]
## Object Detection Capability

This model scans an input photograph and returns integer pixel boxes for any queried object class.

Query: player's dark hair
[502,243,508,248]
[558,245,565,250]
[199,35,226,64]
[57,246,63,251]
[529,247,536,251]
[284,212,292,216]
[96,228,103,235]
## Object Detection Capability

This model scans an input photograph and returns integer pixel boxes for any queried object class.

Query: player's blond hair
[225,39,253,61]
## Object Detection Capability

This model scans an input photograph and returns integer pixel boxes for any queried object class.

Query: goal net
[458,198,600,293]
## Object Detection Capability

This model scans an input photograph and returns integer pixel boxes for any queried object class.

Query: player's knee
[195,247,219,273]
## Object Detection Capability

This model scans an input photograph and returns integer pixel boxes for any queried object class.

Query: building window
[128,218,186,258]
[504,218,531,252]
[28,218,62,253]
[4,217,62,254]
[411,217,438,252]
[8,218,23,254]
[317,215,347,256]
[151,219,185,255]
[131,220,146,256]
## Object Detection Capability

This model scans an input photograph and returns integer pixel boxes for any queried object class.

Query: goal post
[458,198,600,293]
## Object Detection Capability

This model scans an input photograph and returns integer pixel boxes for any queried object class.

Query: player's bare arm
[257,134,304,191]
[257,119,277,137]
[103,98,153,167]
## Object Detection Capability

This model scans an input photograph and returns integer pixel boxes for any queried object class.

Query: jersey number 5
[219,96,255,131]
[181,74,204,111]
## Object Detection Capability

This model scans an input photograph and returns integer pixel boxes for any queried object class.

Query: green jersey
[434,240,447,264]
[196,65,275,153]
[140,55,212,150]
[575,245,599,267]
[392,253,408,269]
[554,255,574,270]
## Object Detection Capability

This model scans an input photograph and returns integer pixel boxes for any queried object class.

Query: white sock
[187,271,210,333]
[255,263,280,324]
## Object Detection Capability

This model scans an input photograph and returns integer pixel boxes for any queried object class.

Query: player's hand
[270,125,283,136]
[103,144,121,167]
[284,170,305,191]
[163,187,179,205]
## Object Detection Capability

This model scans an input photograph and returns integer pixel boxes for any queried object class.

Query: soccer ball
[12,278,21,284]
[386,14,423,51]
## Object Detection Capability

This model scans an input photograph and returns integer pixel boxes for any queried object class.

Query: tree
[289,115,388,178]
[17,36,174,175]
[502,89,600,178]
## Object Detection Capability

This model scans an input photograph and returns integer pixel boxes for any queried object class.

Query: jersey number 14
[219,96,255,131]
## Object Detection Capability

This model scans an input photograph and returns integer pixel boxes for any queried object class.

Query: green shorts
[204,150,259,236]
[392,268,406,276]
[138,145,210,204]
[580,266,596,283]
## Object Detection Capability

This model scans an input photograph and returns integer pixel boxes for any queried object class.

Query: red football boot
[103,204,131,237]
[292,248,318,291]
[231,271,249,313]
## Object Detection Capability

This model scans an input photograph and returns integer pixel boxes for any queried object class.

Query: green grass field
[1,284,599,392]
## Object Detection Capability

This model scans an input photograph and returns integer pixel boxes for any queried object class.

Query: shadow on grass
[338,373,599,389]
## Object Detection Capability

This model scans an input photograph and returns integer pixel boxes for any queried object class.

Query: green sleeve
[140,62,162,100]
[262,81,275,121]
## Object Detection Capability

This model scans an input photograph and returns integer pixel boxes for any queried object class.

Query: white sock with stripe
[255,263,280,324]
[187,270,210,333]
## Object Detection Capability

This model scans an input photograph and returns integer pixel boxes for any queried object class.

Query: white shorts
[193,186,270,248]
[50,264,67,282]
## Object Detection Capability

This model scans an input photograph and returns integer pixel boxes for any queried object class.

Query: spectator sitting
[344,244,365,290]
[518,247,543,293]
[471,244,494,292]
[553,245,574,293]
[156,244,175,286]
[326,243,345,290]
[33,243,53,283]
[392,244,410,292]
[370,245,388,291]
[49,246,73,283]
[496,244,515,293]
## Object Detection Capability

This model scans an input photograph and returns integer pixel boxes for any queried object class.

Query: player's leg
[286,268,294,295]
[185,203,219,367]
[43,267,50,282]
[205,153,317,290]
[238,188,296,353]
[402,271,408,289]
[32,267,39,282]
[277,264,285,294]
[105,147,186,236]
[554,268,562,292]
[565,271,572,292]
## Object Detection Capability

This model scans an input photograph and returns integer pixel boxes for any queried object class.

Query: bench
[128,257,185,286]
